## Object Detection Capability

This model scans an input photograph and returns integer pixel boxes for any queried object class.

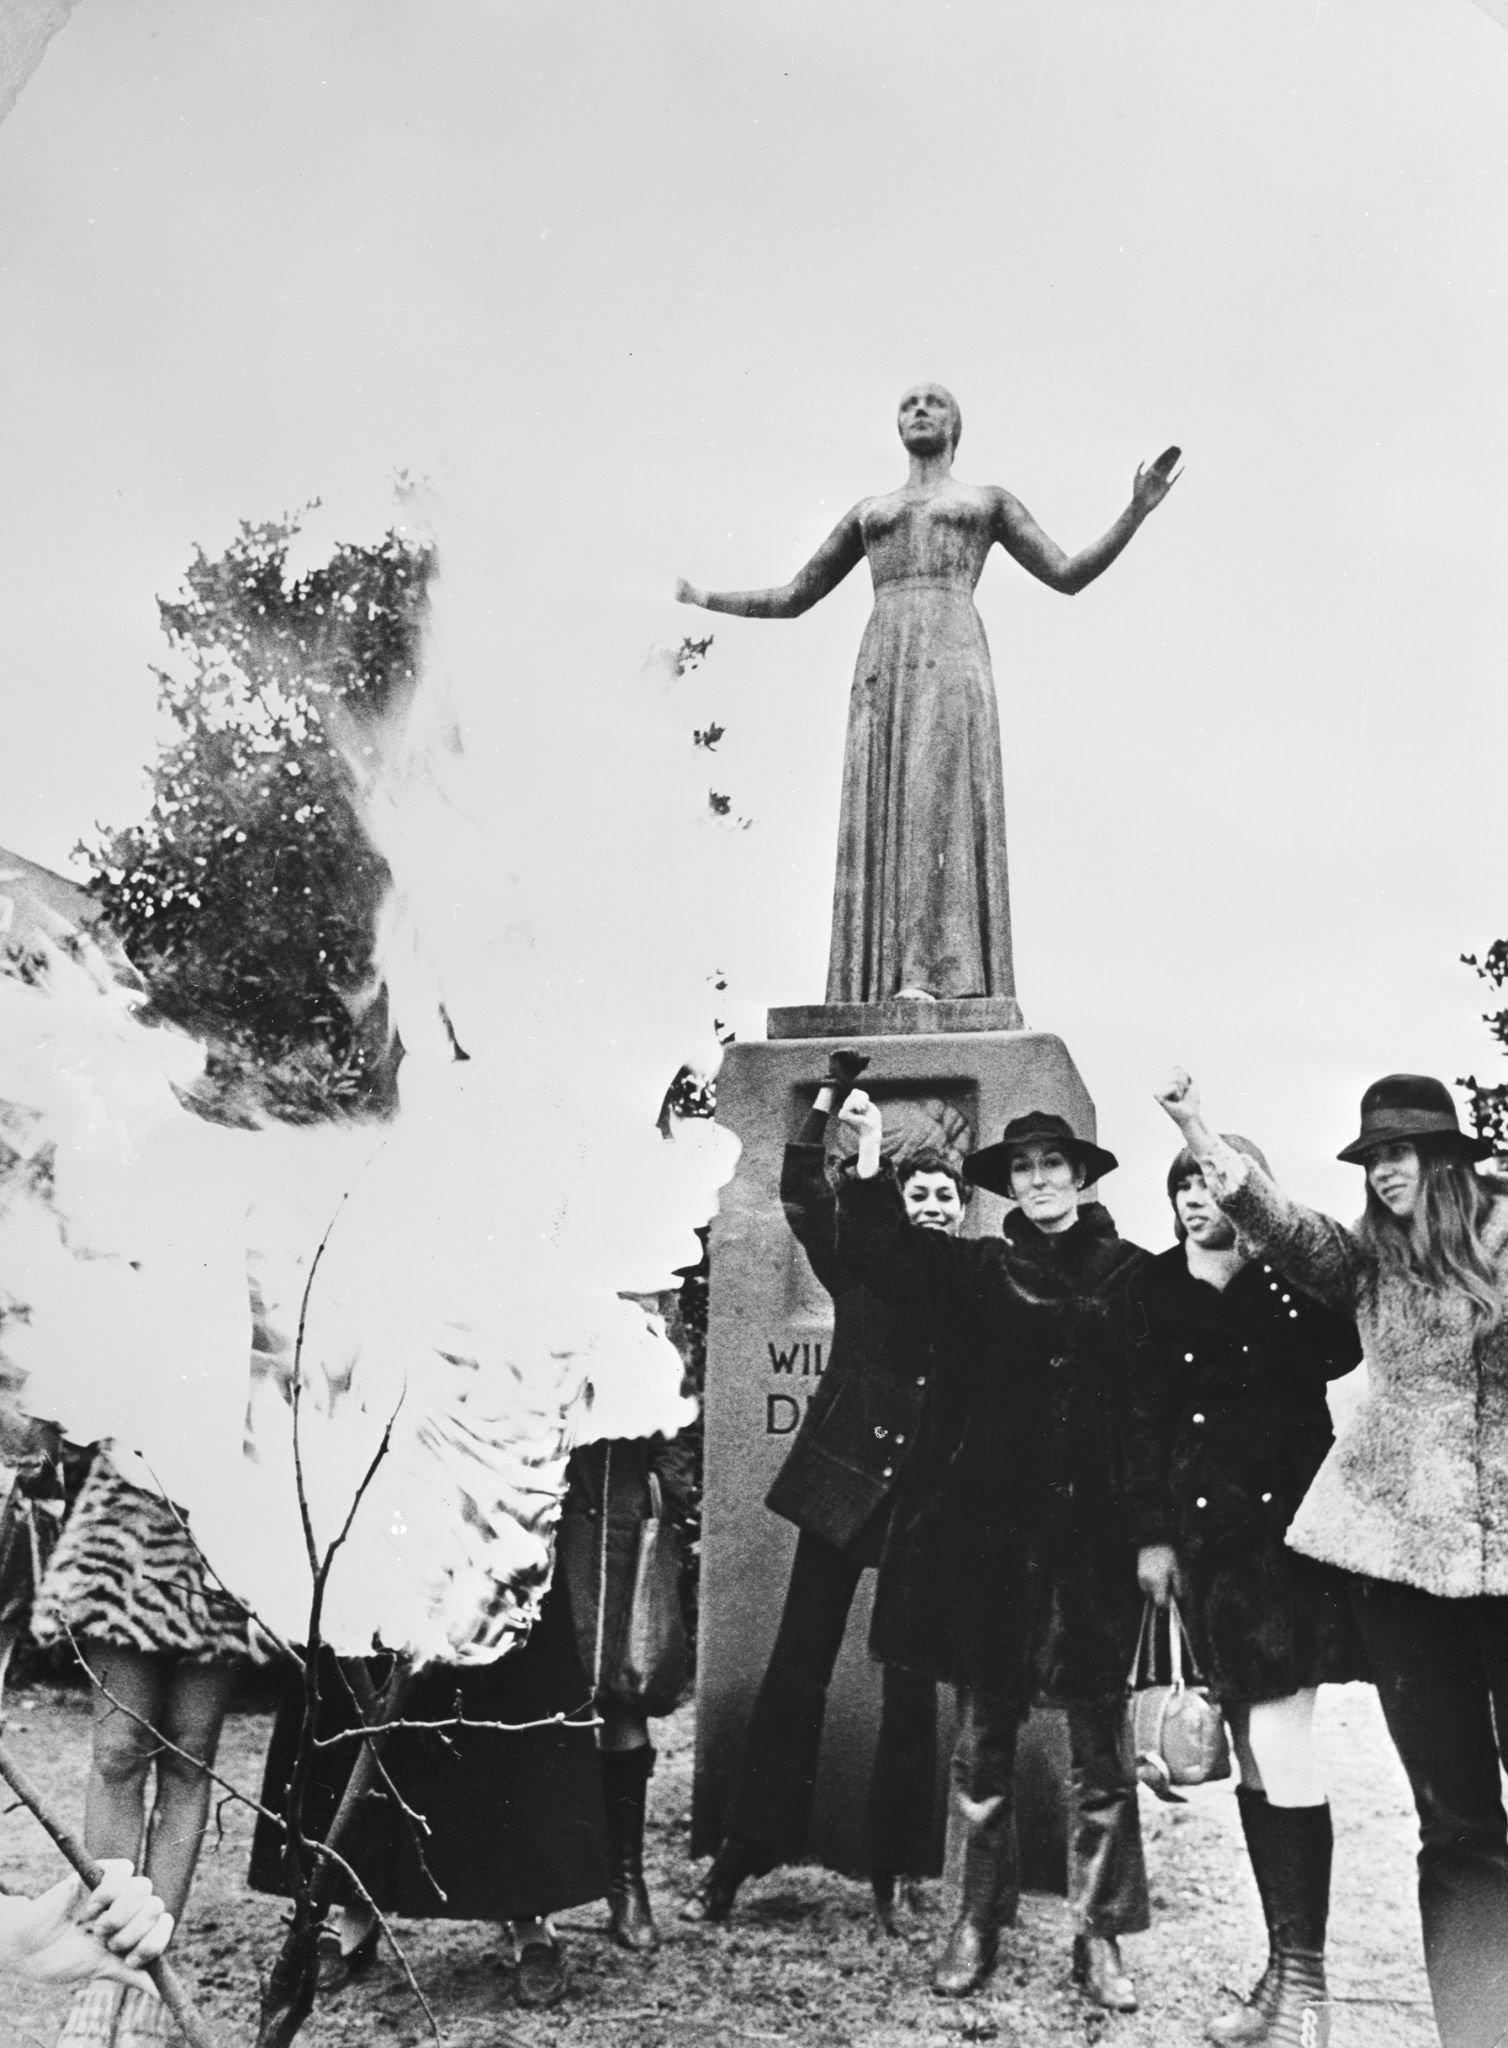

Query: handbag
[557,1455,691,1719]
[1122,1595,1231,1802]
[611,1473,691,1717]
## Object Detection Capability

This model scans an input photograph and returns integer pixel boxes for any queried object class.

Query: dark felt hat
[964,1109,1117,1197]
[1335,1073,1493,1165]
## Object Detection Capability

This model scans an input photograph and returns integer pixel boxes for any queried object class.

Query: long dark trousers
[1351,1578,1508,2048]
[725,1529,937,1873]
[952,1688,1149,1936]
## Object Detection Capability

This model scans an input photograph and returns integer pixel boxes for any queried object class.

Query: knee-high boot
[1212,1798,1331,2048]
[933,1815,1018,1997]
[1208,1787,1281,2044]
[603,1746,658,1951]
[933,1690,1020,1999]
[1262,1802,1331,2048]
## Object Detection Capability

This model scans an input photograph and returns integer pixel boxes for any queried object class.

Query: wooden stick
[0,1736,223,2048]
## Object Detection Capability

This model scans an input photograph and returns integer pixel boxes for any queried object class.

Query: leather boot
[513,1932,567,2009]
[1260,1803,1332,2048]
[1261,1952,1329,2048]
[1073,1932,1138,2012]
[1207,1786,1281,2044]
[602,1746,658,1951]
[932,1833,1015,1996]
[679,1832,776,1924]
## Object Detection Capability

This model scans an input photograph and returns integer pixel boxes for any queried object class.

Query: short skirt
[31,1451,249,1664]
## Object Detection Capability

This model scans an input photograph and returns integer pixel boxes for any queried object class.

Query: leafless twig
[310,1704,595,1746]
[0,1735,221,2048]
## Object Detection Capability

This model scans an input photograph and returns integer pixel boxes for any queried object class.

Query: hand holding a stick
[0,1860,173,1992]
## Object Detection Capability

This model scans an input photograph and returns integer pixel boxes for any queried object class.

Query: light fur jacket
[1204,1140,1508,1600]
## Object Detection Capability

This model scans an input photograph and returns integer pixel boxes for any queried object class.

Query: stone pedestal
[768,997,1025,1040]
[693,1021,1094,1880]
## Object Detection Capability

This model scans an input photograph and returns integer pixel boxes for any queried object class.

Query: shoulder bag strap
[1127,1596,1156,1689]
[590,1442,612,1693]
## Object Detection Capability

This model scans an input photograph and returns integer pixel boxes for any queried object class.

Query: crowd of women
[6,1055,1508,2048]
[695,1056,1508,2048]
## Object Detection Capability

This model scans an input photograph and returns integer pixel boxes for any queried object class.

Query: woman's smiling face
[1366,1139,1422,1219]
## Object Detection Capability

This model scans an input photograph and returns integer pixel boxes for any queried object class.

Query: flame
[0,530,739,1664]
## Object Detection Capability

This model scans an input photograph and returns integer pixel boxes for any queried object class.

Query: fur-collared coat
[1124,1245,1366,1701]
[1213,1151,1508,1599]
[836,1174,1149,1702]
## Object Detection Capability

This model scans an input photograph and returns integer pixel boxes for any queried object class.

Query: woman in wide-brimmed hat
[1156,1069,1508,2048]
[837,1094,1151,2011]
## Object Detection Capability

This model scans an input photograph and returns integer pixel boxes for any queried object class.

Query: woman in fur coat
[1157,1069,1508,2048]
[837,1092,1150,2011]
[1125,1138,1365,2047]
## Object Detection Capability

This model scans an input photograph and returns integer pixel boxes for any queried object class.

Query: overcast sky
[3,0,1507,1246]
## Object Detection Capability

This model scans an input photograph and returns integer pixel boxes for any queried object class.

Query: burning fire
[0,535,738,1665]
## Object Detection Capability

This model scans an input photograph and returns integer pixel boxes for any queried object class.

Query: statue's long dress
[826,490,1016,1004]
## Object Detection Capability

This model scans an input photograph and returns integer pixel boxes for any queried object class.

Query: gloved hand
[824,1050,870,1089]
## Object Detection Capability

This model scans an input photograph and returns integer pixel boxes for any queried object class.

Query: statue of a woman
[677,384,1177,1007]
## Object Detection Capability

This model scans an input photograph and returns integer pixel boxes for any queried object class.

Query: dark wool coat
[1124,1245,1367,1702]
[1216,1160,1508,1599]
[763,1142,939,1560]
[837,1174,1149,1702]
[248,1584,607,1920]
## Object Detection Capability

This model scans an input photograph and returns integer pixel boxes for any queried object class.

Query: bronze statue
[677,384,1178,1007]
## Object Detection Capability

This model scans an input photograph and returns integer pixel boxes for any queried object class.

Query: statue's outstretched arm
[676,508,864,618]
[992,459,1176,596]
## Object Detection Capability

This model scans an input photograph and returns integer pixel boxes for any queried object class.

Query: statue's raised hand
[1132,447,1182,516]
[674,576,704,607]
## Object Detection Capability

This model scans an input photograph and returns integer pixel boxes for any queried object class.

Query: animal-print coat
[1211,1150,1508,1599]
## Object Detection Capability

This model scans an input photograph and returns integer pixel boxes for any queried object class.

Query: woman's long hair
[1357,1137,1508,1333]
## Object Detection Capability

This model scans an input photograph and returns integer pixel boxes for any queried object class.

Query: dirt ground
[1,1680,1437,2048]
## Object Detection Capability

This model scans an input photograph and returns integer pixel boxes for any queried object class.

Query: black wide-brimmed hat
[1335,1073,1493,1165]
[964,1109,1117,1197]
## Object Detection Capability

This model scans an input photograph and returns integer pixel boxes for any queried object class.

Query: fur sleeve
[1218,1161,1366,1316]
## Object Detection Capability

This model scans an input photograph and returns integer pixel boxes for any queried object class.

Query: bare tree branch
[0,1734,222,2048]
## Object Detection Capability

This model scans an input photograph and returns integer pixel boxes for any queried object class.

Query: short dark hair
[898,1149,968,1201]
[1166,1134,1271,1240]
